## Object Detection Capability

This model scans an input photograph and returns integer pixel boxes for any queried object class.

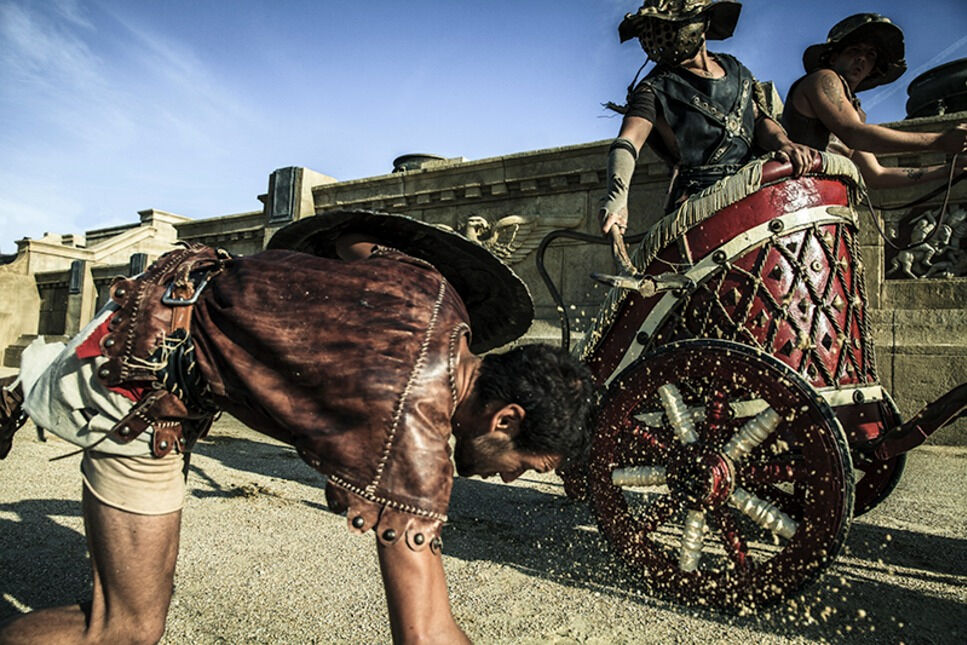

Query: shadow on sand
[0,499,90,623]
[7,432,962,643]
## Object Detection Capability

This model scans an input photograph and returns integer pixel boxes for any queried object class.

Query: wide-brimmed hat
[619,0,741,43]
[803,13,907,91]
[267,209,534,353]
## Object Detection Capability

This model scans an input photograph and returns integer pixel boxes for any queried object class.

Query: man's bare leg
[0,486,181,645]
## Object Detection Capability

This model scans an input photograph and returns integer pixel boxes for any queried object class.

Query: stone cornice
[311,139,667,212]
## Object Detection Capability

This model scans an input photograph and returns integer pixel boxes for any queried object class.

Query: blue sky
[2,0,966,253]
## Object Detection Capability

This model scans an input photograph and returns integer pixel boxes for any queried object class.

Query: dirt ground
[1,416,964,645]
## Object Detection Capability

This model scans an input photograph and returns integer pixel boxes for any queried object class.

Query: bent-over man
[0,210,595,644]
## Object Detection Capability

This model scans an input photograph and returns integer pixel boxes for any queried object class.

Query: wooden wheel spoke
[679,509,706,572]
[747,483,804,522]
[729,487,799,539]
[709,508,751,572]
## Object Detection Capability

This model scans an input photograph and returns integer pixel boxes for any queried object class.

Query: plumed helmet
[802,13,907,91]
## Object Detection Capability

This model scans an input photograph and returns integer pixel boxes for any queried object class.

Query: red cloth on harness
[75,317,146,403]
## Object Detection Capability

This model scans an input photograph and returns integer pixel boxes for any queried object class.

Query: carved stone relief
[449,212,585,266]
[886,204,967,279]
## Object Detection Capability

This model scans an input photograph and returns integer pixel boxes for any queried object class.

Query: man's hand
[937,124,967,155]
[773,141,818,178]
[599,204,628,236]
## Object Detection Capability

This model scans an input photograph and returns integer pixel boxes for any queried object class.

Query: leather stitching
[366,279,448,494]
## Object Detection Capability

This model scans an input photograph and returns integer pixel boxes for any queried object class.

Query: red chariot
[540,155,966,608]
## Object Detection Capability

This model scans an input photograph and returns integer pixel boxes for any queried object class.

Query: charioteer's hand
[936,123,967,155]
[599,205,629,236]
[774,142,817,178]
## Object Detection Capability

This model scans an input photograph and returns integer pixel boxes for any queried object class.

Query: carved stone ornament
[886,204,967,280]
[453,211,584,266]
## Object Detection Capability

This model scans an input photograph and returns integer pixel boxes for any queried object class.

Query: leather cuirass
[643,52,757,170]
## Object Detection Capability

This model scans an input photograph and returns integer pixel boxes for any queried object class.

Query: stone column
[262,167,338,248]
[65,259,95,336]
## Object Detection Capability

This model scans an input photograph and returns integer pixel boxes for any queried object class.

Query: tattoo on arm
[903,167,925,181]
[819,74,845,112]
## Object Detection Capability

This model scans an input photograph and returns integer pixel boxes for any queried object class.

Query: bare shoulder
[801,69,844,97]
[800,69,855,116]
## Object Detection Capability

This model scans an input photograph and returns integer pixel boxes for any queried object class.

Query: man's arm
[850,149,967,189]
[800,69,967,154]
[599,116,653,234]
[753,108,816,178]
[377,538,470,644]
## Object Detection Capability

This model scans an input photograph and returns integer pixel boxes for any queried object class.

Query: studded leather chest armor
[644,52,757,171]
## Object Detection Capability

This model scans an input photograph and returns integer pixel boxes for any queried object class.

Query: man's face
[451,396,562,482]
[831,42,878,87]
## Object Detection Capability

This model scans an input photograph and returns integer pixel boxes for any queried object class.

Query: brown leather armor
[189,247,471,551]
[96,244,470,550]
[98,244,227,457]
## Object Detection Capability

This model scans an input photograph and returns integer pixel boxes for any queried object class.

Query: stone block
[502,141,606,183]
[887,347,967,445]
[883,279,967,310]
[401,160,505,196]
[858,243,882,309]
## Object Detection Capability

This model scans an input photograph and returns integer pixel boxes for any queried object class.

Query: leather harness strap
[101,245,227,457]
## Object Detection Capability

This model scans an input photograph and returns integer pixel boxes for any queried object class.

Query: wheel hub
[666,445,736,509]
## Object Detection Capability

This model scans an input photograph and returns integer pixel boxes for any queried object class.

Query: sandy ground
[1,416,965,645]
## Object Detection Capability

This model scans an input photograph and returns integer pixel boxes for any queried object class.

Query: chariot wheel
[589,340,854,609]
[852,396,906,516]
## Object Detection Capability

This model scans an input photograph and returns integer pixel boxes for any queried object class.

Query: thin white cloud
[864,34,967,114]
[0,1,268,252]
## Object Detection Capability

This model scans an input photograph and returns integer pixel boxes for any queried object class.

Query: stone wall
[0,253,40,364]
[859,113,967,440]
[2,112,964,443]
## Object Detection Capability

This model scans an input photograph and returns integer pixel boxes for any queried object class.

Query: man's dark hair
[475,343,596,466]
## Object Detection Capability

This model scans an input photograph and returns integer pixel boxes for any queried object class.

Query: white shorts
[82,450,186,515]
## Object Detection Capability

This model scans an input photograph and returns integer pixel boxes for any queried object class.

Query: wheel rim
[589,340,854,608]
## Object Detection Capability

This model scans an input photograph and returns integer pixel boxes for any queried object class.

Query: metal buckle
[162,276,209,306]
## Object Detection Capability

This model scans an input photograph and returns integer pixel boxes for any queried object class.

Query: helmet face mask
[638,16,707,65]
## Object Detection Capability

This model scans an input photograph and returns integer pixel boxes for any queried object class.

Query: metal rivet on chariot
[810,260,822,272]
[853,390,865,404]
[414,533,425,545]
[352,516,365,529]
[768,219,784,233]
[118,425,131,436]
[383,529,397,541]
[712,250,727,265]
[636,331,650,345]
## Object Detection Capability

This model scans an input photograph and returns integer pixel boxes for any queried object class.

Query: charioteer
[782,12,967,188]
[599,0,816,237]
